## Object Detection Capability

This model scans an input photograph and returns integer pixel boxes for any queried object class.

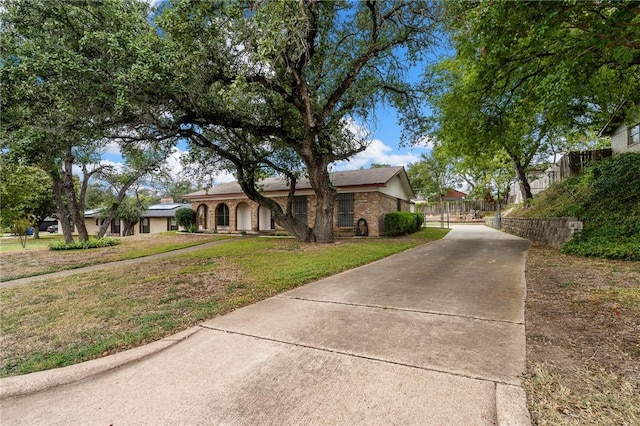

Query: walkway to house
[0,225,532,425]
[0,235,252,289]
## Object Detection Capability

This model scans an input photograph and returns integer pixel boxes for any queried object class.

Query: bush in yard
[49,236,121,250]
[175,208,196,232]
[384,212,419,236]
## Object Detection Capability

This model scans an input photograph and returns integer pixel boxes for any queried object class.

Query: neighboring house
[599,110,640,154]
[61,201,192,236]
[182,166,415,237]
[442,189,467,202]
[602,119,640,154]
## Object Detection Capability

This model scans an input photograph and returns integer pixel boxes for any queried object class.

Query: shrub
[175,208,196,232]
[49,237,121,251]
[384,212,419,236]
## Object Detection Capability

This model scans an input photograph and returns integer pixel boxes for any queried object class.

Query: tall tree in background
[0,0,172,243]
[406,150,457,201]
[138,0,443,242]
[423,1,640,204]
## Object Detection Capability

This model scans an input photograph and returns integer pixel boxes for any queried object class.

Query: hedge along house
[75,201,192,236]
[182,166,415,237]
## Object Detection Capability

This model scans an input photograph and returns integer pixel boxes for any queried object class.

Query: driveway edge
[496,383,531,426]
[0,326,202,399]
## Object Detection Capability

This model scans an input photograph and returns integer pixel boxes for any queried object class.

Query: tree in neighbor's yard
[421,1,640,204]
[0,162,56,239]
[406,149,458,201]
[136,0,443,243]
[0,0,173,243]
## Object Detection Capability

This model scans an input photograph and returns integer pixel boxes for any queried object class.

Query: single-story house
[182,166,415,237]
[61,201,192,236]
[442,189,467,202]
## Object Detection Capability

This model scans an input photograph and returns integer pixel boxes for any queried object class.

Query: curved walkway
[0,225,531,425]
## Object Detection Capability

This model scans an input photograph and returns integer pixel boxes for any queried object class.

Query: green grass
[0,233,232,282]
[0,234,63,253]
[0,229,448,377]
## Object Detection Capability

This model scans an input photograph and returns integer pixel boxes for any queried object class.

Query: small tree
[12,217,33,248]
[175,208,196,233]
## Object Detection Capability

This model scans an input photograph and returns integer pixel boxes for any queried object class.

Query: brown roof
[184,166,411,198]
[442,189,467,200]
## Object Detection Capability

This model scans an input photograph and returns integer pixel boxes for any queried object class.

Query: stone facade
[485,216,583,248]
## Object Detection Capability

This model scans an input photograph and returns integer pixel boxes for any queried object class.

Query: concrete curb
[496,383,532,426]
[0,326,202,399]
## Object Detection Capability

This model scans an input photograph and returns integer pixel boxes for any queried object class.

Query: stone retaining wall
[485,216,583,248]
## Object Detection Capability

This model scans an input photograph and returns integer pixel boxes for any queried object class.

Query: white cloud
[103,142,121,156]
[167,147,236,186]
[412,134,437,149]
[331,139,422,171]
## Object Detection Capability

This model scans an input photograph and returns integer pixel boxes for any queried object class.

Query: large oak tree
[137,0,443,242]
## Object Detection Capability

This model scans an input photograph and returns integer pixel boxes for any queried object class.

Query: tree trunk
[307,163,336,243]
[62,151,91,241]
[122,220,137,236]
[51,175,74,244]
[511,154,533,204]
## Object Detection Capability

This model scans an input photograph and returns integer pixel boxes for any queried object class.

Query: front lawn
[0,228,449,377]
[0,234,64,253]
[0,233,232,282]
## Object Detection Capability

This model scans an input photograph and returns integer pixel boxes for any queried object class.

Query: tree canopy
[0,0,173,243]
[129,0,443,242]
[422,0,640,203]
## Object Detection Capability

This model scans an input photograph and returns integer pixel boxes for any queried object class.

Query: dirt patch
[524,243,640,425]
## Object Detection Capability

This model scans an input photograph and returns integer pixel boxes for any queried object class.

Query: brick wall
[191,190,412,237]
[485,216,583,248]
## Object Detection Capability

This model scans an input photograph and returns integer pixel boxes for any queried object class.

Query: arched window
[216,203,229,227]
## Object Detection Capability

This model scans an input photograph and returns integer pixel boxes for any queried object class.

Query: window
[110,219,120,235]
[293,196,307,224]
[397,198,402,211]
[140,217,150,234]
[216,203,229,227]
[337,193,354,227]
[168,217,178,231]
[630,123,640,146]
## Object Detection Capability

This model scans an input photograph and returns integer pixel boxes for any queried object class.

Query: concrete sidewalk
[0,225,531,425]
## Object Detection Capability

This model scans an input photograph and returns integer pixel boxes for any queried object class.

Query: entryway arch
[196,204,208,231]
[258,206,274,231]
[236,202,251,231]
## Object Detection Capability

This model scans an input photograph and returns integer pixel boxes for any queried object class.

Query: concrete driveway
[0,225,531,425]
